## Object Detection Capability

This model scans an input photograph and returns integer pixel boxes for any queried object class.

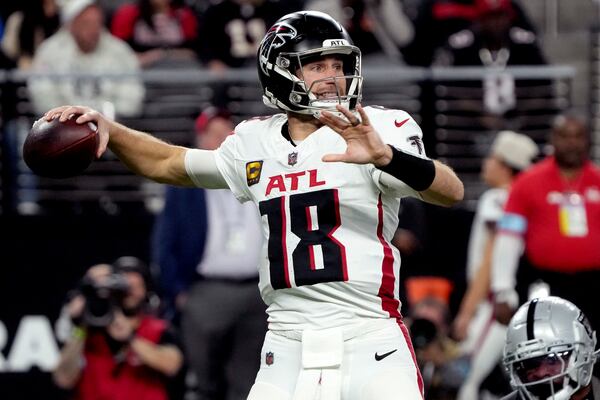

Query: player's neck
[287,113,322,143]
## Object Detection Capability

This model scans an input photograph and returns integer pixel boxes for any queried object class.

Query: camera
[79,273,130,327]
[410,317,439,350]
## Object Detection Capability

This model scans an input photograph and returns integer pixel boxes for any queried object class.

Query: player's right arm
[44,105,228,188]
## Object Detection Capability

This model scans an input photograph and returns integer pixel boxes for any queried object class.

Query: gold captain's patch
[246,161,263,186]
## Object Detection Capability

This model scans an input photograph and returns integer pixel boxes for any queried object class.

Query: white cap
[58,0,96,24]
[490,130,539,170]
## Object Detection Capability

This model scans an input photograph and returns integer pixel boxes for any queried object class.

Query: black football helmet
[257,11,362,116]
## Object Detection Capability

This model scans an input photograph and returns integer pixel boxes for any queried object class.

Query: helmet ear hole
[277,57,290,68]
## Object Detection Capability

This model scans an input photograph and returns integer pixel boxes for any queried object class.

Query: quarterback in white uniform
[44,11,463,400]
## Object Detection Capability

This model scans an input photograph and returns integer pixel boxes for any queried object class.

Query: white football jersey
[188,106,428,331]
[466,188,507,281]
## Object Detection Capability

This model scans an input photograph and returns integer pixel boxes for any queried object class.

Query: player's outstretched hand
[319,104,392,167]
[44,105,111,158]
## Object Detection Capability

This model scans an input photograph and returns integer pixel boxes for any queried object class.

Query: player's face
[298,56,347,99]
[516,352,569,384]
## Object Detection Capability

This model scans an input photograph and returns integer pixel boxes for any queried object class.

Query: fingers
[322,153,347,163]
[58,106,86,122]
[41,106,110,158]
[96,132,109,158]
[43,106,71,121]
[356,104,370,126]
[335,104,361,127]
[319,111,349,133]
[43,105,92,122]
[94,118,109,158]
[319,108,363,134]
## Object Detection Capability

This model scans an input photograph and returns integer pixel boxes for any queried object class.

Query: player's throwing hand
[44,105,111,158]
[319,104,393,167]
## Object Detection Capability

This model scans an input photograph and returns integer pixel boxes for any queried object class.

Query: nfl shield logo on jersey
[265,351,274,366]
[288,152,298,166]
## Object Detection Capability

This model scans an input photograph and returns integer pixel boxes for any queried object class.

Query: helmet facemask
[264,45,362,118]
[505,337,596,399]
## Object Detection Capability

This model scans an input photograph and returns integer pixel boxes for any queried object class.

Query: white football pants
[247,319,423,400]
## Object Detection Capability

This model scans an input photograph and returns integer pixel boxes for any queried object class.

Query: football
[23,116,99,178]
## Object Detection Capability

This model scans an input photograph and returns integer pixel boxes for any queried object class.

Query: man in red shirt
[491,113,600,333]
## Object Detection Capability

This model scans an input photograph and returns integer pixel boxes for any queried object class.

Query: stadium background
[0,0,598,399]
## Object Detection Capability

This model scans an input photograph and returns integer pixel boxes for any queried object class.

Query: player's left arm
[320,104,464,207]
[416,160,464,206]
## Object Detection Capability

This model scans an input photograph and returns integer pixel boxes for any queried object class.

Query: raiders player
[502,296,599,400]
[44,10,463,400]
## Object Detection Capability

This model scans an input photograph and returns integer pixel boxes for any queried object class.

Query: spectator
[491,113,600,335]
[452,130,538,400]
[53,257,184,400]
[402,0,537,67]
[434,0,547,116]
[1,0,60,69]
[28,0,144,118]
[503,296,599,400]
[306,0,414,63]
[197,0,296,71]
[437,0,546,67]
[152,107,266,400]
[110,0,199,68]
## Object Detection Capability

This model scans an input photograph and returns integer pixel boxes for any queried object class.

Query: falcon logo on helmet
[259,22,297,76]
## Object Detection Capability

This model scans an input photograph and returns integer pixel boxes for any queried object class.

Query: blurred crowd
[0,0,546,76]
[0,1,598,400]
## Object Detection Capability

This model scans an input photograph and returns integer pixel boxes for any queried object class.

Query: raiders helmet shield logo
[265,351,274,366]
[288,152,298,166]
[246,161,263,186]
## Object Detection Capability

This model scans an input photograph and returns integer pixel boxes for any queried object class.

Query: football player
[44,10,463,400]
[503,296,599,400]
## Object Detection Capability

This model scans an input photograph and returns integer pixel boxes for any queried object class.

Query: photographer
[53,257,183,400]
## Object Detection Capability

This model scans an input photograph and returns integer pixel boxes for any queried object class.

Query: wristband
[378,145,435,191]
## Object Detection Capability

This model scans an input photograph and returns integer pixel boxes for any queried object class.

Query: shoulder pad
[509,27,536,44]
[448,29,474,49]
[235,113,285,135]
